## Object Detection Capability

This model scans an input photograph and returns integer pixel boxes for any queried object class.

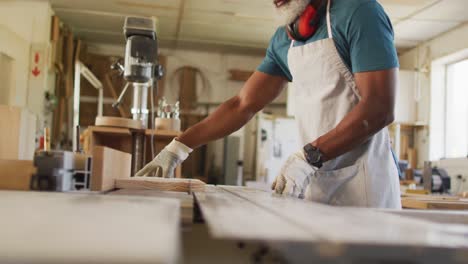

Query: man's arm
[312,68,398,161]
[178,71,287,149]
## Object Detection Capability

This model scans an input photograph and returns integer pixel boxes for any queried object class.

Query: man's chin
[273,0,310,26]
[275,10,298,26]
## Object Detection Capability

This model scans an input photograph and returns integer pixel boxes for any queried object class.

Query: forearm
[177,96,258,149]
[313,98,394,161]
[176,71,286,149]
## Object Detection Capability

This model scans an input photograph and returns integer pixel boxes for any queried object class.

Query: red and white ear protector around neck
[286,1,324,41]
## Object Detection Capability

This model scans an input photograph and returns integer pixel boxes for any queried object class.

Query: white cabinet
[395,70,418,123]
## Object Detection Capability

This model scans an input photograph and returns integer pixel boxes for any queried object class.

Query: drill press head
[123,17,158,83]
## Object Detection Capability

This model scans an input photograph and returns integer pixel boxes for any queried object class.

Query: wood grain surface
[402,198,468,210]
[91,146,131,191]
[0,191,180,264]
[115,177,205,193]
[196,186,468,249]
[0,160,36,190]
[110,189,194,224]
[194,186,311,241]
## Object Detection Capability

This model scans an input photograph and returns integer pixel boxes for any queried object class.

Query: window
[444,59,468,158]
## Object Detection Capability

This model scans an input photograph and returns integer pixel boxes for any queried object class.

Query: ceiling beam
[393,0,443,26]
[54,7,133,18]
[174,0,187,46]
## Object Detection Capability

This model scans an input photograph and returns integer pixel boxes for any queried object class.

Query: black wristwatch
[303,144,324,168]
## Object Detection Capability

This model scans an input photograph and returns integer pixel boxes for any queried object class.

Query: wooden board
[0,191,180,263]
[95,116,142,129]
[86,126,133,155]
[381,209,468,225]
[50,16,60,42]
[110,189,193,224]
[402,198,468,210]
[0,160,36,190]
[91,146,131,191]
[195,186,468,264]
[209,186,468,248]
[0,106,36,160]
[194,186,311,241]
[115,177,205,193]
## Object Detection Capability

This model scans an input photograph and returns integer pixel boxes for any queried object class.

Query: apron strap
[326,0,333,39]
[290,40,295,48]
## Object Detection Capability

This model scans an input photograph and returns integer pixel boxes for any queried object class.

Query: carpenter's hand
[135,139,192,178]
[271,151,316,198]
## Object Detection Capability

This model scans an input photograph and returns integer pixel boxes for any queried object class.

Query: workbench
[1,186,468,264]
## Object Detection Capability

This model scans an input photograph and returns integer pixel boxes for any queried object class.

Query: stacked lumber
[401,194,468,210]
[115,177,205,193]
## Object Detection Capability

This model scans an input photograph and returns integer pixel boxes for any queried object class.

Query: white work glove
[271,151,316,198]
[135,139,193,178]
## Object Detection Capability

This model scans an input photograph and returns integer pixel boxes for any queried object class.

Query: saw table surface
[195,186,468,264]
[0,191,180,264]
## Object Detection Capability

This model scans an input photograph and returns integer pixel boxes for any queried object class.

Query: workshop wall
[399,22,468,167]
[0,1,54,117]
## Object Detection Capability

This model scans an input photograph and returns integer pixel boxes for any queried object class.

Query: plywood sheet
[90,146,131,191]
[110,189,193,224]
[0,191,180,264]
[0,106,36,160]
[116,177,205,193]
[216,186,468,248]
[382,209,468,225]
[194,187,311,242]
[0,160,36,190]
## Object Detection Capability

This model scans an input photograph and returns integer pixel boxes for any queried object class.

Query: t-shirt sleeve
[257,29,289,80]
[347,1,399,73]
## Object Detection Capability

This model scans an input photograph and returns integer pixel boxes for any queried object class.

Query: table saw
[1,185,468,264]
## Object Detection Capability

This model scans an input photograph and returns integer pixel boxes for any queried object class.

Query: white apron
[288,0,401,208]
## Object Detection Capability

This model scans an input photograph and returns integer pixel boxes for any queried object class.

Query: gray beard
[274,0,311,26]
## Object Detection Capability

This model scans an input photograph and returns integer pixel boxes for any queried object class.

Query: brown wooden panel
[91,146,131,191]
[0,160,36,190]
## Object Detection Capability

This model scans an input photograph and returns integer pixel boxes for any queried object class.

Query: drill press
[112,16,164,174]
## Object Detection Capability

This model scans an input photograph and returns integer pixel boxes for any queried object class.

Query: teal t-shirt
[257,0,399,81]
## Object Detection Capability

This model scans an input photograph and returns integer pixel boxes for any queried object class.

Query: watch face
[304,144,322,166]
[309,150,321,163]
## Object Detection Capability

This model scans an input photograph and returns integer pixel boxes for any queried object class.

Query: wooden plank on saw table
[0,191,180,264]
[380,209,468,225]
[194,186,314,242]
[402,198,468,210]
[109,188,193,224]
[115,177,205,193]
[219,186,468,249]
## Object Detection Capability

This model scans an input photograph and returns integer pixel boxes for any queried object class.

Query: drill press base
[95,116,143,130]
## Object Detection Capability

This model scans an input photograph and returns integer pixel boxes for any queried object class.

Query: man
[136,0,401,208]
